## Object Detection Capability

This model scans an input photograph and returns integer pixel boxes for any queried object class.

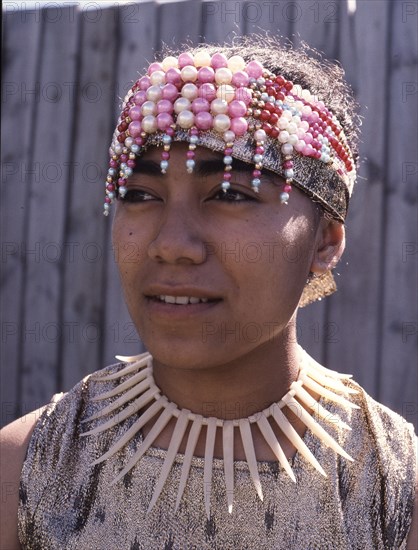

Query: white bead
[294,101,304,111]
[213,114,231,132]
[174,97,191,113]
[181,65,198,82]
[119,186,127,197]
[280,192,289,204]
[114,143,123,154]
[215,67,233,84]
[283,110,293,120]
[177,110,195,129]
[186,159,195,173]
[150,71,166,86]
[287,122,297,135]
[254,129,266,142]
[146,85,163,102]
[181,83,198,100]
[288,134,298,146]
[141,101,157,116]
[299,120,309,131]
[253,154,263,164]
[216,84,235,102]
[142,115,158,133]
[131,144,140,153]
[278,131,289,143]
[210,98,228,115]
[278,117,289,130]
[160,160,169,171]
[124,167,133,176]
[194,51,211,67]
[107,191,115,200]
[284,169,294,178]
[281,143,293,155]
[227,55,246,73]
[223,130,235,142]
[162,56,178,71]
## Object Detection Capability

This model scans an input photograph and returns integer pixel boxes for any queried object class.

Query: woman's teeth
[157,295,209,305]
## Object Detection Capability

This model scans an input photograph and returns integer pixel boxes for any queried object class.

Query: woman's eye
[120,189,156,203]
[212,188,253,202]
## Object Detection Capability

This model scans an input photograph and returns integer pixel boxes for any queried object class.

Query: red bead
[283,160,293,168]
[105,197,111,204]
[275,92,285,101]
[265,102,275,112]
[260,110,271,121]
[270,127,279,138]
[285,81,293,91]
[107,183,115,192]
[262,123,272,135]
[117,133,126,143]
[269,113,279,125]
[275,76,285,86]
[118,122,128,132]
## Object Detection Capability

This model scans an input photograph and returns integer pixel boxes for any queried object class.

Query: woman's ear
[310,219,346,274]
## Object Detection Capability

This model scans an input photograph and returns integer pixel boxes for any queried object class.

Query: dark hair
[180,35,361,168]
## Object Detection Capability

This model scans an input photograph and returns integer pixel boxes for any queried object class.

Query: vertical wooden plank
[379,0,417,428]
[157,0,203,51]
[19,6,80,412]
[0,11,41,427]
[243,0,293,36]
[327,1,388,393]
[103,3,158,364]
[201,0,246,44]
[290,0,342,364]
[60,7,119,391]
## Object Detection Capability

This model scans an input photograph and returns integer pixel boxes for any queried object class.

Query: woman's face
[112,142,319,368]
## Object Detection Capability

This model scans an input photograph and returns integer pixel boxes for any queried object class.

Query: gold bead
[106,176,113,183]
[129,153,135,160]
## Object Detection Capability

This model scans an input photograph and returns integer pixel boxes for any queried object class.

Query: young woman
[2,37,417,549]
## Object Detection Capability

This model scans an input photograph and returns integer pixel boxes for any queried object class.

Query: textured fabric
[18,361,416,550]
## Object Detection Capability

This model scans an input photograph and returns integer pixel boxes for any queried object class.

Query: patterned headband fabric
[105,51,357,305]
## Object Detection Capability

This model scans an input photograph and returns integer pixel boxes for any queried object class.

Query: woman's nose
[147,205,206,265]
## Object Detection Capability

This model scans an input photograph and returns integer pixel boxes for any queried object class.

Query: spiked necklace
[82,349,359,517]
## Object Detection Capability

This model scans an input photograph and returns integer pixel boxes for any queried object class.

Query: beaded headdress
[104,49,357,306]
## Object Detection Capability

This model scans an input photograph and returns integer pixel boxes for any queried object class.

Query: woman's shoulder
[0,406,48,550]
[0,359,127,549]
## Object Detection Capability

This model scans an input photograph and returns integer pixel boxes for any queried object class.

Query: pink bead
[161,83,179,102]
[230,117,248,136]
[186,151,195,159]
[165,68,182,86]
[148,62,163,74]
[223,172,232,180]
[198,66,215,83]
[157,99,174,114]
[234,87,252,105]
[224,147,233,155]
[118,178,126,185]
[127,159,135,168]
[129,106,142,120]
[253,169,261,177]
[161,151,170,160]
[133,91,147,106]
[178,52,195,68]
[128,121,142,138]
[198,83,217,102]
[211,53,228,69]
[191,97,210,113]
[228,100,247,118]
[156,112,173,130]
[231,70,250,87]
[120,154,128,162]
[283,160,293,168]
[255,146,264,154]
[134,137,144,146]
[195,111,213,130]
[284,185,292,192]
[110,160,118,168]
[105,197,111,203]
[166,127,175,136]
[304,133,313,144]
[245,60,263,78]
[138,76,151,90]
[190,128,199,135]
[303,145,314,156]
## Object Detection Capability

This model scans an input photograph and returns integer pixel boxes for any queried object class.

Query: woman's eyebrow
[195,158,253,177]
[133,159,162,175]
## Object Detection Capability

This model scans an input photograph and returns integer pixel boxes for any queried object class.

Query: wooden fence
[1,0,417,429]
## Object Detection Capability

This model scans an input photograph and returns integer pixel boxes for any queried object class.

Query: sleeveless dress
[18,360,416,550]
